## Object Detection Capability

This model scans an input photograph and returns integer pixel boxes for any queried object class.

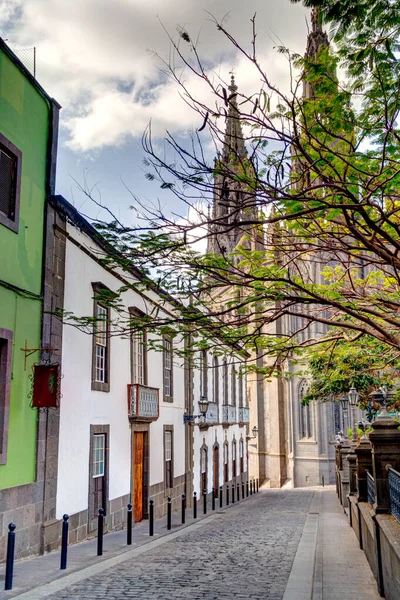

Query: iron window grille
[0,135,22,233]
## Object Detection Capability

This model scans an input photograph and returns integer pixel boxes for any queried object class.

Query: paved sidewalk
[311,488,380,600]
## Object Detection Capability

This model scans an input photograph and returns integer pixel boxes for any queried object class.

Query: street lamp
[183,396,210,424]
[348,386,360,444]
[340,395,350,442]
[246,425,258,441]
[369,385,394,421]
[198,396,209,416]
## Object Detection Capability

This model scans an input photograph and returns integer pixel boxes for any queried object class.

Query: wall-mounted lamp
[246,425,258,441]
[183,396,209,424]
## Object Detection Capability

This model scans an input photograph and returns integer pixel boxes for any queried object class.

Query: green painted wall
[0,49,50,489]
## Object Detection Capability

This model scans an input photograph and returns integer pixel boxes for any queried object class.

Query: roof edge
[0,38,61,109]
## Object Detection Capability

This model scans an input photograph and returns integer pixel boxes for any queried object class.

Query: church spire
[306,7,329,60]
[221,75,247,163]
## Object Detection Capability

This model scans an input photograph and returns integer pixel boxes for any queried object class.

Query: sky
[1,0,309,224]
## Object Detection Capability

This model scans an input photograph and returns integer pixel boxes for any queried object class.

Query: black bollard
[149,499,154,536]
[226,485,230,506]
[193,491,197,519]
[250,480,253,495]
[322,475,325,488]
[246,480,249,497]
[60,514,69,569]
[219,486,223,509]
[5,523,16,591]
[127,504,132,546]
[167,497,172,530]
[237,483,240,502]
[242,481,245,500]
[212,488,215,511]
[97,508,105,556]
[232,484,235,504]
[203,489,207,514]
[181,494,186,525]
[257,479,259,493]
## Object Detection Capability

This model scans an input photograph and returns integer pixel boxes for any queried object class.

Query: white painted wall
[56,224,187,518]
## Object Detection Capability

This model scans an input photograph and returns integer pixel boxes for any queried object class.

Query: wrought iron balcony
[199,401,219,426]
[367,471,376,507]
[389,467,400,524]
[127,384,159,422]
[238,407,250,424]
[222,405,237,424]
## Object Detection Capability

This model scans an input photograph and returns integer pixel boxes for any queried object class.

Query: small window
[231,366,236,407]
[0,135,21,234]
[93,434,105,477]
[164,429,173,489]
[91,283,111,392]
[200,350,208,399]
[201,447,207,493]
[213,355,219,403]
[238,371,244,408]
[163,338,173,401]
[131,331,146,385]
[95,305,108,383]
[223,443,229,483]
[222,359,228,405]
[92,433,106,517]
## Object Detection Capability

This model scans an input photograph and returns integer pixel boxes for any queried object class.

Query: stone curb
[282,490,320,600]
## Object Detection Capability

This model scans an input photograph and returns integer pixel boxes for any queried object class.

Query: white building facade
[52,195,249,544]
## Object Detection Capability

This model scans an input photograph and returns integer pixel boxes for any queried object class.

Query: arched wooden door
[213,446,219,496]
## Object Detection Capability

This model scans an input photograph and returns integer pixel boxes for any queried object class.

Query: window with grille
[163,338,173,401]
[0,136,21,234]
[95,305,108,383]
[164,430,173,489]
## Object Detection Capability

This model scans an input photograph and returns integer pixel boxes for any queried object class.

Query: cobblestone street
[46,490,313,600]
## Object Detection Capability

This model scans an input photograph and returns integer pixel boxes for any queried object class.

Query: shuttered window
[0,146,16,220]
[0,136,21,234]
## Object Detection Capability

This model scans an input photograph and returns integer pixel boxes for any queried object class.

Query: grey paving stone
[42,490,314,600]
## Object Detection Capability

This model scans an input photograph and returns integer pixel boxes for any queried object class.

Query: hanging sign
[31,364,60,408]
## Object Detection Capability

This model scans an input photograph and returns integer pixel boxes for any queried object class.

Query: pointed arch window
[299,381,313,439]
[232,440,237,478]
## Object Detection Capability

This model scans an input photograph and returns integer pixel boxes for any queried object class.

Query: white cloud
[3,0,309,151]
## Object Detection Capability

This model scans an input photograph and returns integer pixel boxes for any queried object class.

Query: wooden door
[213,447,219,496]
[133,432,144,522]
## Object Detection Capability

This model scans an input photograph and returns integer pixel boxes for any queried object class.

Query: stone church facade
[208,10,339,489]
